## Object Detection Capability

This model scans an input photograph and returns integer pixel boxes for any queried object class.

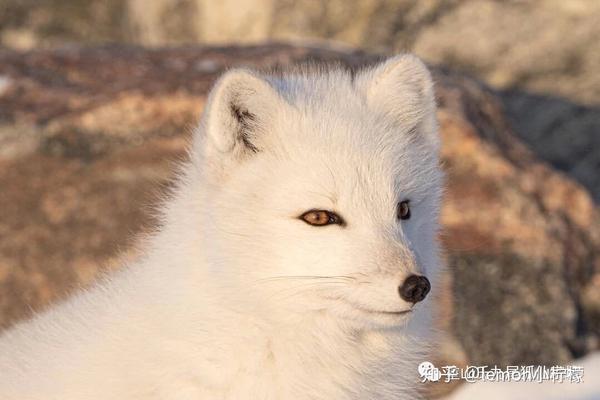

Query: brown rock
[0,45,598,372]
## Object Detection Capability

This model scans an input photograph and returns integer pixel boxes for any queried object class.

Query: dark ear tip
[203,68,277,157]
[230,102,260,153]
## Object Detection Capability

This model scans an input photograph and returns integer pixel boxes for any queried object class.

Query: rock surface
[0,44,598,378]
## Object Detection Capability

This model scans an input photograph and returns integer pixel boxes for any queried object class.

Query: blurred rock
[500,90,600,203]
[409,0,600,202]
[4,0,600,107]
[2,1,598,202]
[0,45,598,374]
[435,71,600,366]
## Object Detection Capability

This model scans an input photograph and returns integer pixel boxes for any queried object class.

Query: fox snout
[398,275,430,304]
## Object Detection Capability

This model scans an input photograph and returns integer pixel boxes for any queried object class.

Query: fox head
[190,55,443,330]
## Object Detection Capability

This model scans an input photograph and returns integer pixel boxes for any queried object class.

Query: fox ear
[359,55,439,149]
[197,69,283,164]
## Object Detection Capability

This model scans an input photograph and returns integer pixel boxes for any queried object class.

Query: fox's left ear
[194,69,286,171]
[358,55,439,150]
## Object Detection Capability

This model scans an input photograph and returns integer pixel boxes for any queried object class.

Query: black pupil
[399,201,410,220]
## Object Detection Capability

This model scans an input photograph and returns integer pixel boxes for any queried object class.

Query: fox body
[0,55,444,399]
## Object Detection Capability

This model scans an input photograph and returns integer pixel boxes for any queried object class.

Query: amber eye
[300,210,343,226]
[397,200,411,220]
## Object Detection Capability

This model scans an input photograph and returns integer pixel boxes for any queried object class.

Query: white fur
[0,55,444,400]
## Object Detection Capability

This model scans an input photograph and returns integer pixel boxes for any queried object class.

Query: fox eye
[300,210,343,226]
[397,200,411,220]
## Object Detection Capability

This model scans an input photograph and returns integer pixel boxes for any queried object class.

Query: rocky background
[0,1,599,398]
[0,44,599,398]
[2,0,599,202]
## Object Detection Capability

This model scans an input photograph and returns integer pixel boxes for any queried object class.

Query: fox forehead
[267,107,440,192]
[230,99,439,207]
[238,136,440,227]
[265,70,437,162]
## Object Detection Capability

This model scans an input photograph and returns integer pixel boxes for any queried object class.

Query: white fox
[0,54,444,400]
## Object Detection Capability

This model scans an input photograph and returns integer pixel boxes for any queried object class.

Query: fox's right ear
[357,55,439,151]
[194,69,284,169]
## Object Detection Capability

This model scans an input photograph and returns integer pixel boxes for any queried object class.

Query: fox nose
[398,275,430,304]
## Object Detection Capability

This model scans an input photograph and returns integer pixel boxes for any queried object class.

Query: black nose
[399,275,430,303]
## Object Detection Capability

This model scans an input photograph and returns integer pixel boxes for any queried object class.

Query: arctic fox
[0,54,444,400]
